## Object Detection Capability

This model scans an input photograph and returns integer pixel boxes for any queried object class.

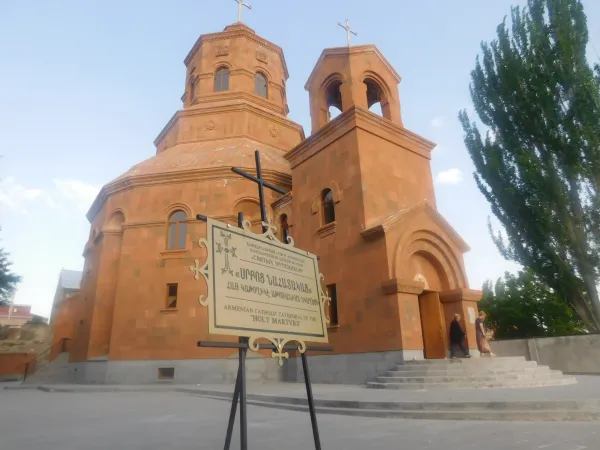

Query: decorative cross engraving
[216,231,237,275]
[234,0,251,23]
[338,19,357,47]
[189,259,204,280]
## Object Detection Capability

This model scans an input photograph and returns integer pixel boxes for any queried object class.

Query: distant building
[49,269,82,341]
[52,269,83,307]
[0,304,33,327]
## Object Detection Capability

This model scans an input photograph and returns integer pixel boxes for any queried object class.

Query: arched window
[214,67,230,92]
[322,189,335,224]
[167,211,188,249]
[364,78,390,119]
[254,72,268,98]
[325,80,343,122]
[280,214,290,243]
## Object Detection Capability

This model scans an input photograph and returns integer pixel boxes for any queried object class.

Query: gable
[360,200,470,253]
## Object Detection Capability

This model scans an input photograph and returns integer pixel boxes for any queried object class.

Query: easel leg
[301,352,322,450]
[223,366,241,450]
[239,340,248,450]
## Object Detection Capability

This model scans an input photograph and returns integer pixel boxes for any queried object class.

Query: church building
[50,17,482,384]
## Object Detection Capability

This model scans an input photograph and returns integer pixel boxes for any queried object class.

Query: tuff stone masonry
[50,22,482,384]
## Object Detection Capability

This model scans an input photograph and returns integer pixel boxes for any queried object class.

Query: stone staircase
[22,353,71,385]
[367,356,577,390]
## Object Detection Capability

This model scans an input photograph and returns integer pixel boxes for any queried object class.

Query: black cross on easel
[195,150,332,450]
[231,150,287,232]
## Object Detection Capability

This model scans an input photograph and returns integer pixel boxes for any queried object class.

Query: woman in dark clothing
[475,311,496,357]
[449,314,471,358]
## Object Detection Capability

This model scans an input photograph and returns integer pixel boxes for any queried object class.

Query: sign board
[468,307,476,324]
[190,217,329,363]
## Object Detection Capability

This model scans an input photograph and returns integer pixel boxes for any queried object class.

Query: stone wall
[492,334,600,374]
[0,352,35,381]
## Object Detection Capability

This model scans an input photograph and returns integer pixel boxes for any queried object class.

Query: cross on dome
[234,0,252,23]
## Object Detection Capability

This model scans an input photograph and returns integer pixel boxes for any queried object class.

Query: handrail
[23,338,70,381]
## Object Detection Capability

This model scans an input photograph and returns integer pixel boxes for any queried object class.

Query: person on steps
[449,314,471,359]
[475,311,496,357]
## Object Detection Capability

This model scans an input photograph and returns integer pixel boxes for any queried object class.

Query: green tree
[0,245,20,306]
[459,0,600,330]
[481,271,586,339]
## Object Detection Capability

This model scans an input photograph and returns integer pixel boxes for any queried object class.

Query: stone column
[439,289,482,354]
[382,278,425,361]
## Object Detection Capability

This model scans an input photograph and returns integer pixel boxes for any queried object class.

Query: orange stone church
[50,19,482,384]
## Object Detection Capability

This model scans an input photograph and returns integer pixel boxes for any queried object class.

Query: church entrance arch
[409,250,449,359]
[395,231,467,359]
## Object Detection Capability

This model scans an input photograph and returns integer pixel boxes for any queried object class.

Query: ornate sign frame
[190,217,330,365]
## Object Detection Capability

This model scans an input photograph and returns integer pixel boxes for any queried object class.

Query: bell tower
[304,45,404,134]
[287,44,436,234]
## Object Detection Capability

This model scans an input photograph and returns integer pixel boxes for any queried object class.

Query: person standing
[475,311,496,357]
[449,314,471,358]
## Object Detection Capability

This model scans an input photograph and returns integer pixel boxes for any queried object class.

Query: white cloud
[436,168,463,185]
[430,116,445,128]
[53,179,100,212]
[0,177,56,212]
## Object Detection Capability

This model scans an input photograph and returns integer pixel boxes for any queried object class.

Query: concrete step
[392,361,542,372]
[183,388,600,422]
[366,376,578,390]
[386,366,551,377]
[375,371,564,384]
[399,358,532,368]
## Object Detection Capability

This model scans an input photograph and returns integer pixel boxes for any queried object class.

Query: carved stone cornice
[381,278,425,295]
[184,23,289,79]
[271,192,293,210]
[305,45,401,90]
[284,107,356,168]
[154,97,304,149]
[440,288,483,303]
[86,168,291,221]
[285,106,435,169]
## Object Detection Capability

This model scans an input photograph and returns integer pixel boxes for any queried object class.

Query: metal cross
[231,151,287,233]
[338,19,357,47]
[234,0,251,23]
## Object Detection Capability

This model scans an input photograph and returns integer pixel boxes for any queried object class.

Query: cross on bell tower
[337,19,357,47]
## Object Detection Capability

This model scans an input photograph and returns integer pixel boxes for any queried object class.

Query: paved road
[1,388,598,450]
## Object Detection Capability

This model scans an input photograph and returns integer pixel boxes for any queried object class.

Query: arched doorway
[409,251,450,359]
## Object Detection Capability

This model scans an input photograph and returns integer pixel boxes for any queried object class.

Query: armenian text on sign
[190,217,329,363]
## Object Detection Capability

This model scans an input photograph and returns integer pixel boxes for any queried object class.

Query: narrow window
[166,284,178,309]
[189,77,196,103]
[254,72,268,98]
[214,67,230,92]
[158,367,175,380]
[167,211,187,249]
[327,284,339,326]
[322,189,335,224]
[280,214,289,243]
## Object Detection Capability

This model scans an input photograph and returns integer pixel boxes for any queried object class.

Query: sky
[0,0,599,317]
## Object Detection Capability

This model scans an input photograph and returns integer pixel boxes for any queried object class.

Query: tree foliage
[0,245,20,306]
[481,270,586,339]
[459,0,600,330]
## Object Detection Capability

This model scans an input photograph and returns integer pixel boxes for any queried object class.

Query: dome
[113,138,291,183]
